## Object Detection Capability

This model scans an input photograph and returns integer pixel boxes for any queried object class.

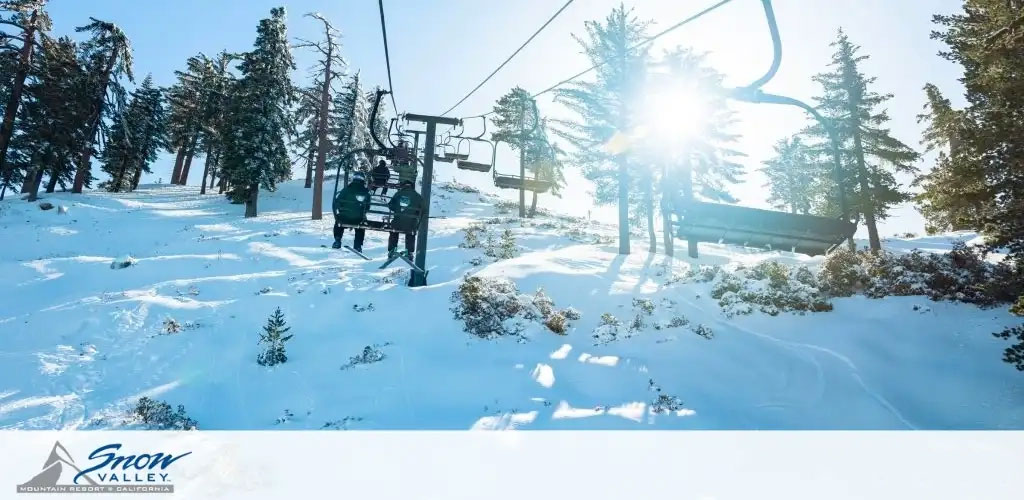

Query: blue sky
[47,0,965,234]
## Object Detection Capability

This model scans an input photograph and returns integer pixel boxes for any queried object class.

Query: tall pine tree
[98,74,166,192]
[220,7,294,218]
[70,17,132,193]
[806,30,919,252]
[330,71,367,170]
[762,135,819,214]
[0,0,50,200]
[554,4,652,255]
[914,83,988,233]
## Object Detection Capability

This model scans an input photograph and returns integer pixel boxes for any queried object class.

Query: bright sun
[638,86,708,144]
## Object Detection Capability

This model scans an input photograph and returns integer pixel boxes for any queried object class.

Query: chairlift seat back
[457,160,492,172]
[493,174,552,194]
[673,201,855,256]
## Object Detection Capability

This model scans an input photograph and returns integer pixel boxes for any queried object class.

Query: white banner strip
[1,431,1021,499]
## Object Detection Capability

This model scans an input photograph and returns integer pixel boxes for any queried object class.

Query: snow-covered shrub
[632,298,655,315]
[592,313,622,345]
[692,324,714,339]
[131,397,198,430]
[341,345,387,369]
[460,223,486,249]
[351,302,375,312]
[819,243,1022,306]
[484,229,519,259]
[686,265,722,283]
[709,261,832,317]
[450,277,526,338]
[818,249,864,296]
[257,307,292,366]
[451,278,580,338]
[162,318,182,335]
[110,255,136,270]
[648,379,687,413]
[544,312,569,335]
[438,180,479,193]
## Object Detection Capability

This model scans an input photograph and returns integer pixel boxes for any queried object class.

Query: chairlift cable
[460,0,735,120]
[439,0,575,117]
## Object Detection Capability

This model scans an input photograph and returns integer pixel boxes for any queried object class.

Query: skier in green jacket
[332,172,371,251]
[387,179,424,257]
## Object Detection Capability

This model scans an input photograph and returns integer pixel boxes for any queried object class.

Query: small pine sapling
[257,307,293,366]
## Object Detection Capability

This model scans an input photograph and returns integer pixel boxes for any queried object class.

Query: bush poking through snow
[110,255,136,270]
[709,261,832,317]
[451,277,526,338]
[819,243,1023,305]
[993,326,1024,372]
[460,223,486,249]
[162,318,182,335]
[341,345,388,369]
[648,379,687,414]
[593,313,622,345]
[257,307,292,366]
[692,324,714,340]
[450,279,580,338]
[485,229,519,260]
[131,397,198,430]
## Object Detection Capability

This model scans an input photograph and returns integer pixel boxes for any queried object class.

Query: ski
[378,252,402,269]
[399,254,425,274]
[344,246,371,260]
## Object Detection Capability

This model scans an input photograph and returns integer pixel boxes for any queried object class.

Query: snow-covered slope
[1,179,1021,430]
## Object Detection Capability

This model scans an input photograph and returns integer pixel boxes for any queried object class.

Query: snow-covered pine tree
[0,0,51,200]
[195,51,238,194]
[805,30,919,252]
[523,122,565,217]
[220,7,295,218]
[9,36,89,199]
[492,86,540,218]
[257,307,292,366]
[913,83,989,234]
[329,71,368,172]
[293,83,321,188]
[70,17,133,194]
[99,74,166,192]
[762,135,819,215]
[554,5,652,255]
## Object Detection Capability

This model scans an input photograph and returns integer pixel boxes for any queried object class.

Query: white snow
[1,179,1022,430]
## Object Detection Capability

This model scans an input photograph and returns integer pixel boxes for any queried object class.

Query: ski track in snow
[0,179,1021,430]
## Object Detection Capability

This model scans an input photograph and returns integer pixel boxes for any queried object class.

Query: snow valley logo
[16,441,191,494]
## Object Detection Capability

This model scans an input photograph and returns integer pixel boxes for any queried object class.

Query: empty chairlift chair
[671,200,856,257]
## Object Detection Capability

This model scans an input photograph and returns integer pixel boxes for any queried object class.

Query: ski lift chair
[455,117,495,172]
[671,201,855,257]
[488,103,553,193]
[447,137,470,162]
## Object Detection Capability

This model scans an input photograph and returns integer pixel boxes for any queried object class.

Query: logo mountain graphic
[19,441,98,488]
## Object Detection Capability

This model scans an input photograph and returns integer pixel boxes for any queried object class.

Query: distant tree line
[0,1,388,218]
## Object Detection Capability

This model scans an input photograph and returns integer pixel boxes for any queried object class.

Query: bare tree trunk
[519,146,526,218]
[111,156,130,192]
[244,183,258,218]
[130,164,143,190]
[200,147,214,194]
[660,164,674,257]
[311,19,335,220]
[178,135,198,185]
[26,167,44,202]
[45,169,58,193]
[644,177,656,254]
[681,158,697,258]
[853,133,881,252]
[617,156,630,255]
[303,139,315,188]
[73,51,118,194]
[218,174,227,194]
[169,144,186,184]
[528,168,539,217]
[0,10,37,189]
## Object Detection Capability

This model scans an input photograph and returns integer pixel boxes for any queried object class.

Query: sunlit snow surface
[0,177,1021,430]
